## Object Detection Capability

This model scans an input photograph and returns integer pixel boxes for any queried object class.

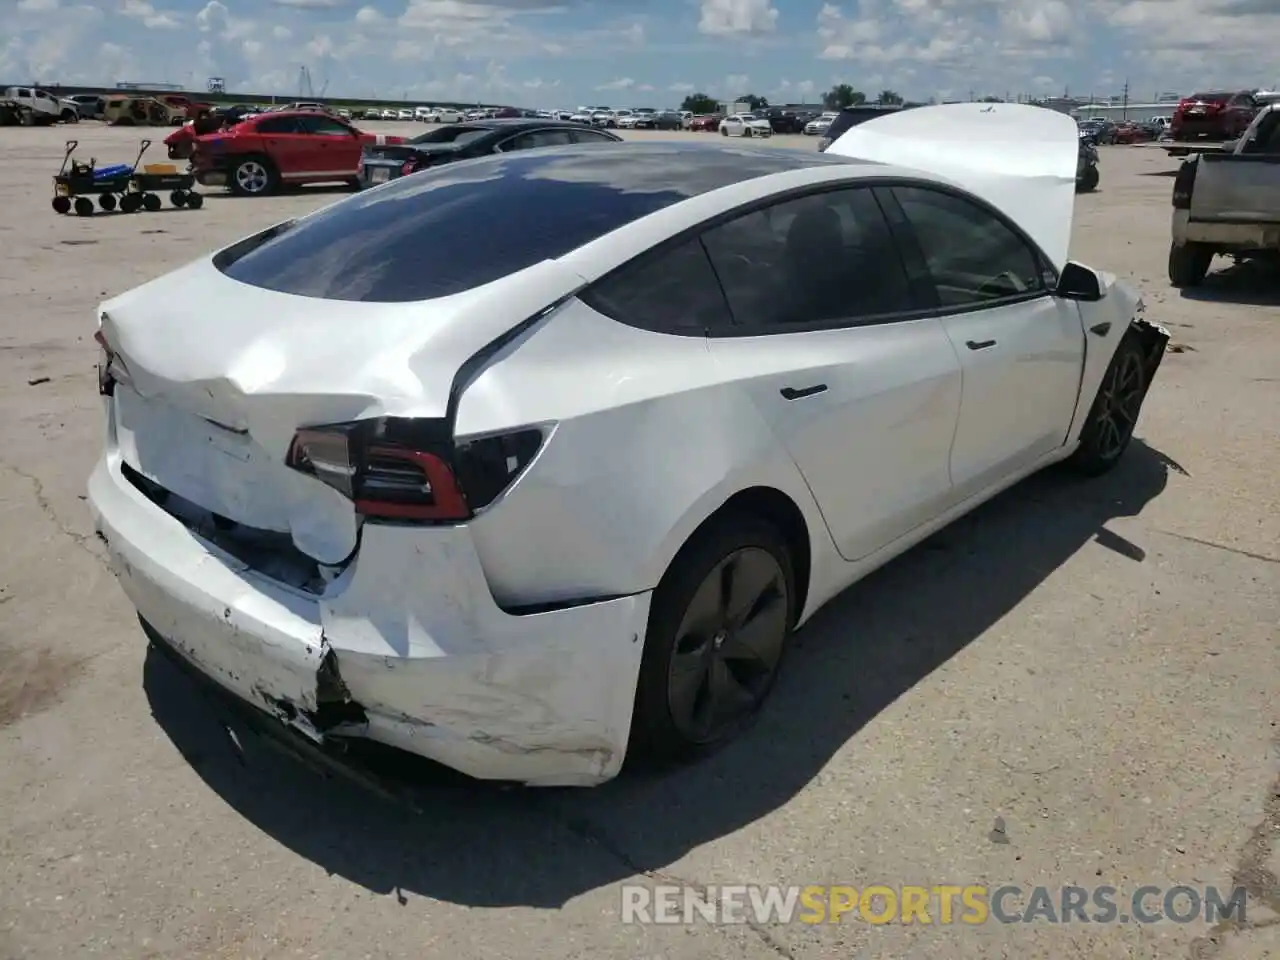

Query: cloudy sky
[2,0,1278,106]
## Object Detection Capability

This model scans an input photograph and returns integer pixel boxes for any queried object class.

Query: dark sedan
[360,119,623,186]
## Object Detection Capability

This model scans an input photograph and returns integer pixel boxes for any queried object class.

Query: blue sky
[3,0,1279,106]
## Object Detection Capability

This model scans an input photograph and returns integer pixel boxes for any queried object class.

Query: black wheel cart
[123,139,203,211]
[51,140,133,216]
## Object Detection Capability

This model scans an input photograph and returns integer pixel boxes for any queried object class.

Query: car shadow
[143,438,1180,908]
[1180,258,1280,305]
[1139,169,1179,177]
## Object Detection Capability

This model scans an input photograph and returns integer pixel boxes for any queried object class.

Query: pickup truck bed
[1167,105,1280,286]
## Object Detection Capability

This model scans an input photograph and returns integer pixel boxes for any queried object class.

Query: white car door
[702,185,964,562]
[724,115,742,136]
[883,183,1085,500]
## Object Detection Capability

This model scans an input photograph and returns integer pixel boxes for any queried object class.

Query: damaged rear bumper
[88,452,652,787]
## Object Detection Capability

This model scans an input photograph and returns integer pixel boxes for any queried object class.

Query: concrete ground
[0,121,1276,960]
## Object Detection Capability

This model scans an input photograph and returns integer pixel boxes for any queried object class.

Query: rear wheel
[73,197,93,216]
[142,193,162,212]
[1168,241,1213,287]
[99,193,117,211]
[1067,334,1149,476]
[185,191,204,209]
[720,126,729,136]
[52,196,71,214]
[629,516,796,765]
[229,156,277,196]
[170,190,187,207]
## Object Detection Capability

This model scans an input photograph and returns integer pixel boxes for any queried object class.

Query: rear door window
[700,186,915,329]
[500,129,575,150]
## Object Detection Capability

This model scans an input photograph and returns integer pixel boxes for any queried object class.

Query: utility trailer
[52,140,203,216]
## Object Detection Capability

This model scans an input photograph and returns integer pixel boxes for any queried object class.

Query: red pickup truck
[186,110,406,196]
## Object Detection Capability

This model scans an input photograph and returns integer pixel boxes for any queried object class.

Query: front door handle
[1089,321,1112,336]
[966,339,997,351]
[780,384,827,400]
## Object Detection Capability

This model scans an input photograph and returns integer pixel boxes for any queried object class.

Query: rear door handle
[780,384,827,400]
[966,339,997,351]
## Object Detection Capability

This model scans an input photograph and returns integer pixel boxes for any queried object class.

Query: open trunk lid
[826,101,1079,271]
[99,252,581,564]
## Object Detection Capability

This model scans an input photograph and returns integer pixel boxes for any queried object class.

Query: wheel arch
[680,486,812,618]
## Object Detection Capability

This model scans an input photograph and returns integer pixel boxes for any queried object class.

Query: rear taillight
[286,419,544,523]
[1172,158,1197,209]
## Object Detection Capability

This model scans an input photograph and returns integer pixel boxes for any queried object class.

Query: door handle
[780,384,827,400]
[965,339,997,351]
[1089,321,1112,336]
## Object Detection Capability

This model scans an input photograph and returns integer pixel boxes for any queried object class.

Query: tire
[228,155,277,197]
[628,514,797,766]
[142,193,162,212]
[1066,333,1149,477]
[120,193,142,213]
[73,197,94,217]
[99,193,117,211]
[185,191,204,209]
[52,196,71,214]
[346,177,362,191]
[1168,241,1213,287]
[743,127,753,138]
[1076,164,1099,193]
[170,190,187,207]
[60,109,78,124]
[720,126,729,136]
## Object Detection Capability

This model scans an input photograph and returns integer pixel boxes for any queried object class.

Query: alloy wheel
[1094,349,1144,460]
[235,161,269,194]
[666,547,789,743]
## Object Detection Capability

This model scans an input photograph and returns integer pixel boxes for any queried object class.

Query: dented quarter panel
[453,297,839,611]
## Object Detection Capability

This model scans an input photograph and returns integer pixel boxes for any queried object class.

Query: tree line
[680,86,904,114]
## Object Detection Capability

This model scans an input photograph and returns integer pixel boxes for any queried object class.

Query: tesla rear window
[215,143,847,302]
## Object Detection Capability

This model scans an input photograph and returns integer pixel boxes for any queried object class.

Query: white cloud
[17,0,59,11]
[596,77,636,90]
[669,81,695,93]
[272,24,292,38]
[120,0,179,28]
[722,73,749,95]
[242,39,263,57]
[699,0,778,35]
[270,0,347,7]
[354,5,382,23]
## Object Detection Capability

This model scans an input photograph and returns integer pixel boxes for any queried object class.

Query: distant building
[1071,102,1177,122]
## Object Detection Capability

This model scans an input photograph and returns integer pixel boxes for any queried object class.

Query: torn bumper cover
[88,453,652,787]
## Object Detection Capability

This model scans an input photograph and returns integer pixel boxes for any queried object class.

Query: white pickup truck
[1168,103,1280,286]
[2,86,78,124]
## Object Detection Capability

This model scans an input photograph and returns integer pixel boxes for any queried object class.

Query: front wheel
[1168,241,1213,287]
[1067,334,1149,476]
[629,516,796,765]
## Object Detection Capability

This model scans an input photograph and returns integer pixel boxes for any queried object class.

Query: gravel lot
[0,122,1276,960]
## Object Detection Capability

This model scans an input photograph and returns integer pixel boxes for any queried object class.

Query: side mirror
[1056,261,1105,302]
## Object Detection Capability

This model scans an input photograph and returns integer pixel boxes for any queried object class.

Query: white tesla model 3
[88,104,1169,787]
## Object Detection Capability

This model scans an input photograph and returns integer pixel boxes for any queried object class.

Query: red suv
[1171,90,1258,142]
[190,111,405,196]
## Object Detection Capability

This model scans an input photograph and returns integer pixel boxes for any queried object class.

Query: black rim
[1095,350,1144,459]
[666,547,788,742]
